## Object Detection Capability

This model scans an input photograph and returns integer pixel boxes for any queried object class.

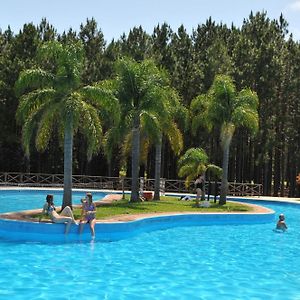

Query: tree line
[1,11,300,197]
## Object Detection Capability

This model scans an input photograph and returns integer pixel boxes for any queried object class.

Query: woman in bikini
[79,192,97,238]
[41,194,77,234]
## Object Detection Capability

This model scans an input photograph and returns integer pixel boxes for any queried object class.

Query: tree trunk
[219,130,233,205]
[219,142,230,205]
[130,114,140,202]
[62,116,73,209]
[280,143,288,197]
[154,135,162,200]
[273,147,281,196]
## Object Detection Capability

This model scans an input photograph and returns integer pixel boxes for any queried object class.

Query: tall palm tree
[104,57,172,202]
[15,41,117,208]
[138,81,185,200]
[190,75,259,204]
[178,147,222,207]
[153,90,186,200]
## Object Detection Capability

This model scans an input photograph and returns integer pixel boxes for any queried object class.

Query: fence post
[139,177,144,196]
[160,178,165,196]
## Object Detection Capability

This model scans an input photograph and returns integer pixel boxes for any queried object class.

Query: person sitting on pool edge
[276,213,288,231]
[79,192,97,238]
[41,194,78,234]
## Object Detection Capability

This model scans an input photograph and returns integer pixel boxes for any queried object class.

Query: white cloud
[289,27,300,41]
[287,0,300,12]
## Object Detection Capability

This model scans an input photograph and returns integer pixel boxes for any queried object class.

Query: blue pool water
[0,191,300,299]
[0,189,107,213]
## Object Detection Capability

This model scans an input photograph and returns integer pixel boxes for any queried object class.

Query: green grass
[75,196,252,219]
[35,196,252,221]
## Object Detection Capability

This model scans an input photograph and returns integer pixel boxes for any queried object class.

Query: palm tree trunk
[219,137,231,205]
[154,134,162,200]
[219,143,229,205]
[130,114,140,202]
[62,117,73,209]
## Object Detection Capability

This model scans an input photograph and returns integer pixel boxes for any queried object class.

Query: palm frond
[178,148,208,168]
[22,117,36,156]
[21,108,46,156]
[140,111,161,144]
[178,164,195,178]
[209,74,236,124]
[77,102,103,160]
[103,126,123,161]
[165,122,183,156]
[16,88,56,124]
[121,132,132,159]
[206,164,223,178]
[15,69,54,96]
[178,148,211,186]
[81,85,121,125]
[235,88,259,110]
[184,174,196,189]
[232,107,259,134]
[190,94,212,135]
[35,104,60,152]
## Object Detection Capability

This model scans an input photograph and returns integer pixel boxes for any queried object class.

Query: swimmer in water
[276,214,287,231]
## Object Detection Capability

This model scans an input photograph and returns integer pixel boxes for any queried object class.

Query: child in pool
[276,214,287,231]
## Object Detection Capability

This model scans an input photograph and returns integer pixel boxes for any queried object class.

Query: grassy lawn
[74,196,252,219]
[35,196,252,221]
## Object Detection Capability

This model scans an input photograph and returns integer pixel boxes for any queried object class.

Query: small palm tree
[178,147,222,207]
[15,41,118,208]
[191,75,259,204]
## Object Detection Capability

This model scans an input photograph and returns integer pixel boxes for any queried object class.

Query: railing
[0,172,263,196]
[142,179,262,196]
[0,172,125,190]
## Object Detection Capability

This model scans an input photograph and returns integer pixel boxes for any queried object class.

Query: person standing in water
[276,214,288,231]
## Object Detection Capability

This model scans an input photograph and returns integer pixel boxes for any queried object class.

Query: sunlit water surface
[0,190,300,299]
[0,189,107,213]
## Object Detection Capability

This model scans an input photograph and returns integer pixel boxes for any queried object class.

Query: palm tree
[15,41,118,208]
[141,82,185,200]
[178,147,222,207]
[104,57,172,202]
[190,75,259,204]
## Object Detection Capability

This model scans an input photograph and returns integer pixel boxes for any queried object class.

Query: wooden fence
[0,172,263,196]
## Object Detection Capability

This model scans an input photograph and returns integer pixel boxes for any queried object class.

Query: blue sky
[1,0,300,42]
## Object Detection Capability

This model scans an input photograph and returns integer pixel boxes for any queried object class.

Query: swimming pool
[0,189,107,213]
[0,191,299,299]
